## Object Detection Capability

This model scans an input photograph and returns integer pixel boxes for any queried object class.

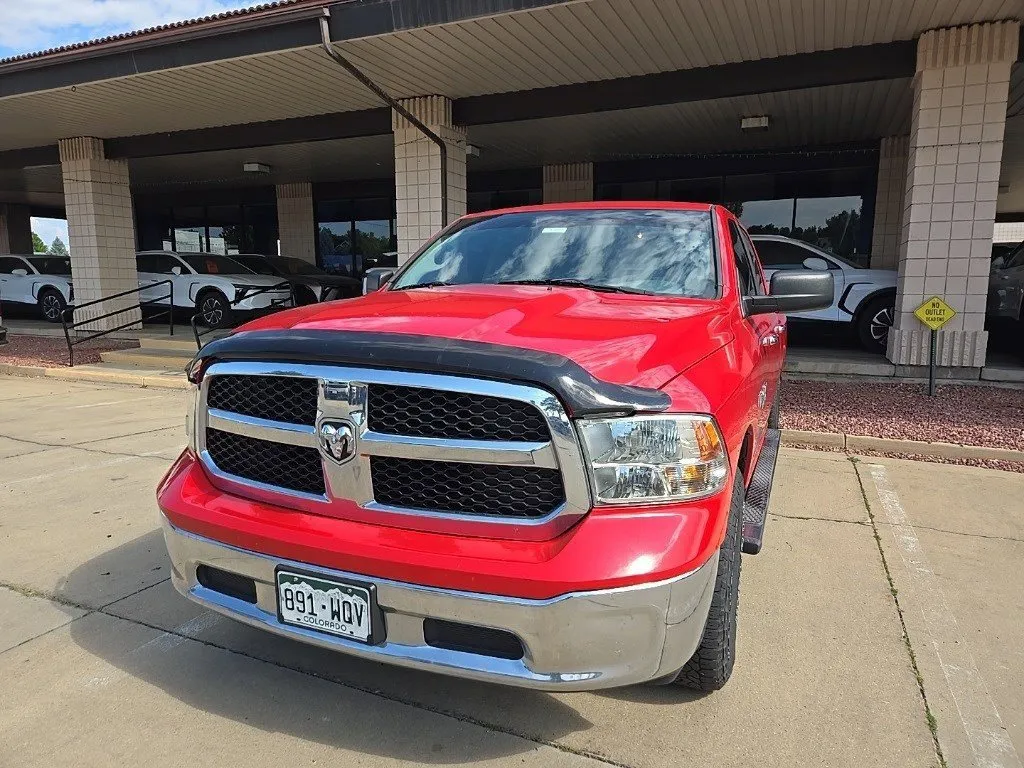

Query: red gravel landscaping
[0,334,138,367]
[781,379,1024,452]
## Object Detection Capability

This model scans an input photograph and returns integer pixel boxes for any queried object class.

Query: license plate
[275,569,379,644]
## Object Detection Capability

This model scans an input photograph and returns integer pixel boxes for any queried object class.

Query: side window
[0,257,28,274]
[136,254,180,274]
[729,222,762,296]
[753,240,810,270]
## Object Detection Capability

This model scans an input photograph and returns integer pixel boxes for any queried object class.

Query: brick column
[543,163,594,203]
[0,204,33,254]
[887,22,1018,370]
[58,137,141,331]
[276,182,316,263]
[870,137,909,270]
[393,96,466,264]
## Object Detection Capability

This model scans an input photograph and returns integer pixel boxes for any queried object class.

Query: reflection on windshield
[392,210,716,298]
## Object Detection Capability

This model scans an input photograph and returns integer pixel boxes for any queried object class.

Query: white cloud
[0,1,255,55]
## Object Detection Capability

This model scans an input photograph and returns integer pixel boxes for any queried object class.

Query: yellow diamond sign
[914,296,957,331]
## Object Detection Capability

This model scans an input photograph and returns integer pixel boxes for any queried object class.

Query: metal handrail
[191,280,297,349]
[61,280,174,366]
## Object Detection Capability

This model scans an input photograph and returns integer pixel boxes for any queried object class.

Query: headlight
[232,284,252,301]
[578,415,728,504]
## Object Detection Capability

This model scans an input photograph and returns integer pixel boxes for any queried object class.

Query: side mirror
[745,271,834,314]
[171,266,182,276]
[363,268,394,294]
[11,269,28,276]
[802,256,830,271]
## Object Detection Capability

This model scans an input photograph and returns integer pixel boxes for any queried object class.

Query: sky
[5,3,253,252]
[31,218,69,252]
[0,1,254,58]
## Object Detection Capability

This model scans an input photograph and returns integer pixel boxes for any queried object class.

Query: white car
[750,235,897,351]
[135,251,293,329]
[0,254,74,322]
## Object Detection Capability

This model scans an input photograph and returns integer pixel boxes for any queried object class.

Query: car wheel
[195,290,232,329]
[671,474,743,693]
[857,295,895,353]
[38,288,67,323]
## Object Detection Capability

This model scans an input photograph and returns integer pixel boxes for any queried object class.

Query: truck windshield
[391,209,717,298]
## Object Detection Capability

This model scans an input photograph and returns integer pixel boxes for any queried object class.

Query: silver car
[750,235,898,352]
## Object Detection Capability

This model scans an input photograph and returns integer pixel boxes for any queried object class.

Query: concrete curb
[0,363,187,390]
[781,428,1024,463]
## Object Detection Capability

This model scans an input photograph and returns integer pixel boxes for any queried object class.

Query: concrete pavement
[0,377,1020,767]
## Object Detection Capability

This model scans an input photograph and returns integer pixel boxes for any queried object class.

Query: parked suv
[750,235,896,351]
[158,203,832,692]
[232,254,361,304]
[135,251,294,329]
[0,254,74,322]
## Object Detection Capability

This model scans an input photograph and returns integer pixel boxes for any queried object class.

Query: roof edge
[0,0,330,71]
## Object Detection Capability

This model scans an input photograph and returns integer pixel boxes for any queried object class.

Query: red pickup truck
[158,202,832,692]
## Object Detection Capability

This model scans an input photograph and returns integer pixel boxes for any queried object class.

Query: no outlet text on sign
[913,296,957,332]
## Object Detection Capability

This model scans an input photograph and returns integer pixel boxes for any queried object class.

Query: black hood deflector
[193,330,670,417]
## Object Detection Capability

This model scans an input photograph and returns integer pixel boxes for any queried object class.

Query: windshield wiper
[497,278,653,295]
[391,281,453,291]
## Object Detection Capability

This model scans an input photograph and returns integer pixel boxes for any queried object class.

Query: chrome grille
[207,374,317,425]
[368,384,549,442]
[371,456,564,518]
[196,362,591,541]
[205,427,325,495]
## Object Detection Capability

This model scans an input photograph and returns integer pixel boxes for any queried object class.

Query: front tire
[857,295,895,353]
[672,474,743,692]
[38,288,67,323]
[195,290,232,329]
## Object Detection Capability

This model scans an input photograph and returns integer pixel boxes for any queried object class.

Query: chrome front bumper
[162,517,719,691]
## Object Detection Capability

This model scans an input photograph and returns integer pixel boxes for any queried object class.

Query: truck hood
[241,285,733,390]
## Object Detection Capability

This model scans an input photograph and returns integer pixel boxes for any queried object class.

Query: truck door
[728,222,777,441]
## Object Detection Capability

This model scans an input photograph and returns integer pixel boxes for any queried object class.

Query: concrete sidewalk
[0,377,1019,767]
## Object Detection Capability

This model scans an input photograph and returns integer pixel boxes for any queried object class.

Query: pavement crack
[94,607,630,768]
[769,512,870,526]
[0,429,179,462]
[850,457,948,768]
[98,577,172,610]
[876,521,1024,545]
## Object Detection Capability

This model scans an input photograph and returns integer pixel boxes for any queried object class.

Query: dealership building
[0,0,1021,370]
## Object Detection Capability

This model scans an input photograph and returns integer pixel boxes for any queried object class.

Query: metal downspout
[318,8,448,227]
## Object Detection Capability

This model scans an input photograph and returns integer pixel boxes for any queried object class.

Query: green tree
[31,232,47,253]
[48,236,68,256]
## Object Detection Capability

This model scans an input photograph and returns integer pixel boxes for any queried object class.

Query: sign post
[913,296,957,396]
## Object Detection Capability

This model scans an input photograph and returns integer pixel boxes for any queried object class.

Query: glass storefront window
[739,199,795,237]
[793,196,863,258]
[318,223,354,275]
[355,220,394,272]
[316,197,396,279]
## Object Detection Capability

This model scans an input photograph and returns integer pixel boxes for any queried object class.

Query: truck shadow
[57,529,596,764]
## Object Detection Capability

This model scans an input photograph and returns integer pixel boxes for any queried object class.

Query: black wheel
[857,295,895,353]
[672,475,743,692]
[195,290,232,329]
[38,288,67,323]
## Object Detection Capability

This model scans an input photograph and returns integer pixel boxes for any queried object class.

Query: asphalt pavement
[0,377,1020,768]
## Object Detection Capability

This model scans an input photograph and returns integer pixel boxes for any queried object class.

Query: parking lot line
[867,463,1022,768]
